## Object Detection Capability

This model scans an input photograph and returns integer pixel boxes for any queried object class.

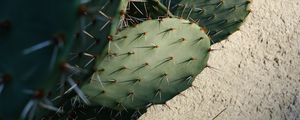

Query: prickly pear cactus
[82,18,210,110]
[173,0,251,44]
[0,0,79,119]
[0,0,251,119]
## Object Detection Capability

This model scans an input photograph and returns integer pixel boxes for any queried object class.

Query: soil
[140,0,300,119]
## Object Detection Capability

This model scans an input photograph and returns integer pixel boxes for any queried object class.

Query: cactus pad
[82,18,210,110]
[173,0,251,44]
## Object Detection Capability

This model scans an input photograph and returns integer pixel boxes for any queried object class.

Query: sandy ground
[140,0,300,120]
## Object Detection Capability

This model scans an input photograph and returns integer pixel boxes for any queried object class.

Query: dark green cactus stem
[148,0,175,17]
[82,18,211,110]
[160,0,182,9]
[126,0,174,25]
[68,0,129,83]
[42,104,147,120]
[173,0,251,44]
[51,0,130,105]
[42,0,132,119]
[0,0,79,119]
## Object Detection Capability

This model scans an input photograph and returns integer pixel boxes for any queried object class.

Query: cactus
[82,18,210,110]
[46,0,130,110]
[68,0,129,82]
[0,0,79,119]
[127,0,251,44]
[40,0,135,119]
[172,0,251,44]
[126,0,173,24]
[43,104,147,119]
[0,0,252,119]
[160,0,182,8]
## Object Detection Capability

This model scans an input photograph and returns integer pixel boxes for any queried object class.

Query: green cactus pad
[0,0,78,119]
[82,18,210,110]
[173,0,251,44]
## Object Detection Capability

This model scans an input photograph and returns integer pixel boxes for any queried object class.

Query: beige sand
[140,0,300,119]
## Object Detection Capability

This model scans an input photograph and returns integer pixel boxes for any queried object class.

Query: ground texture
[140,0,300,119]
